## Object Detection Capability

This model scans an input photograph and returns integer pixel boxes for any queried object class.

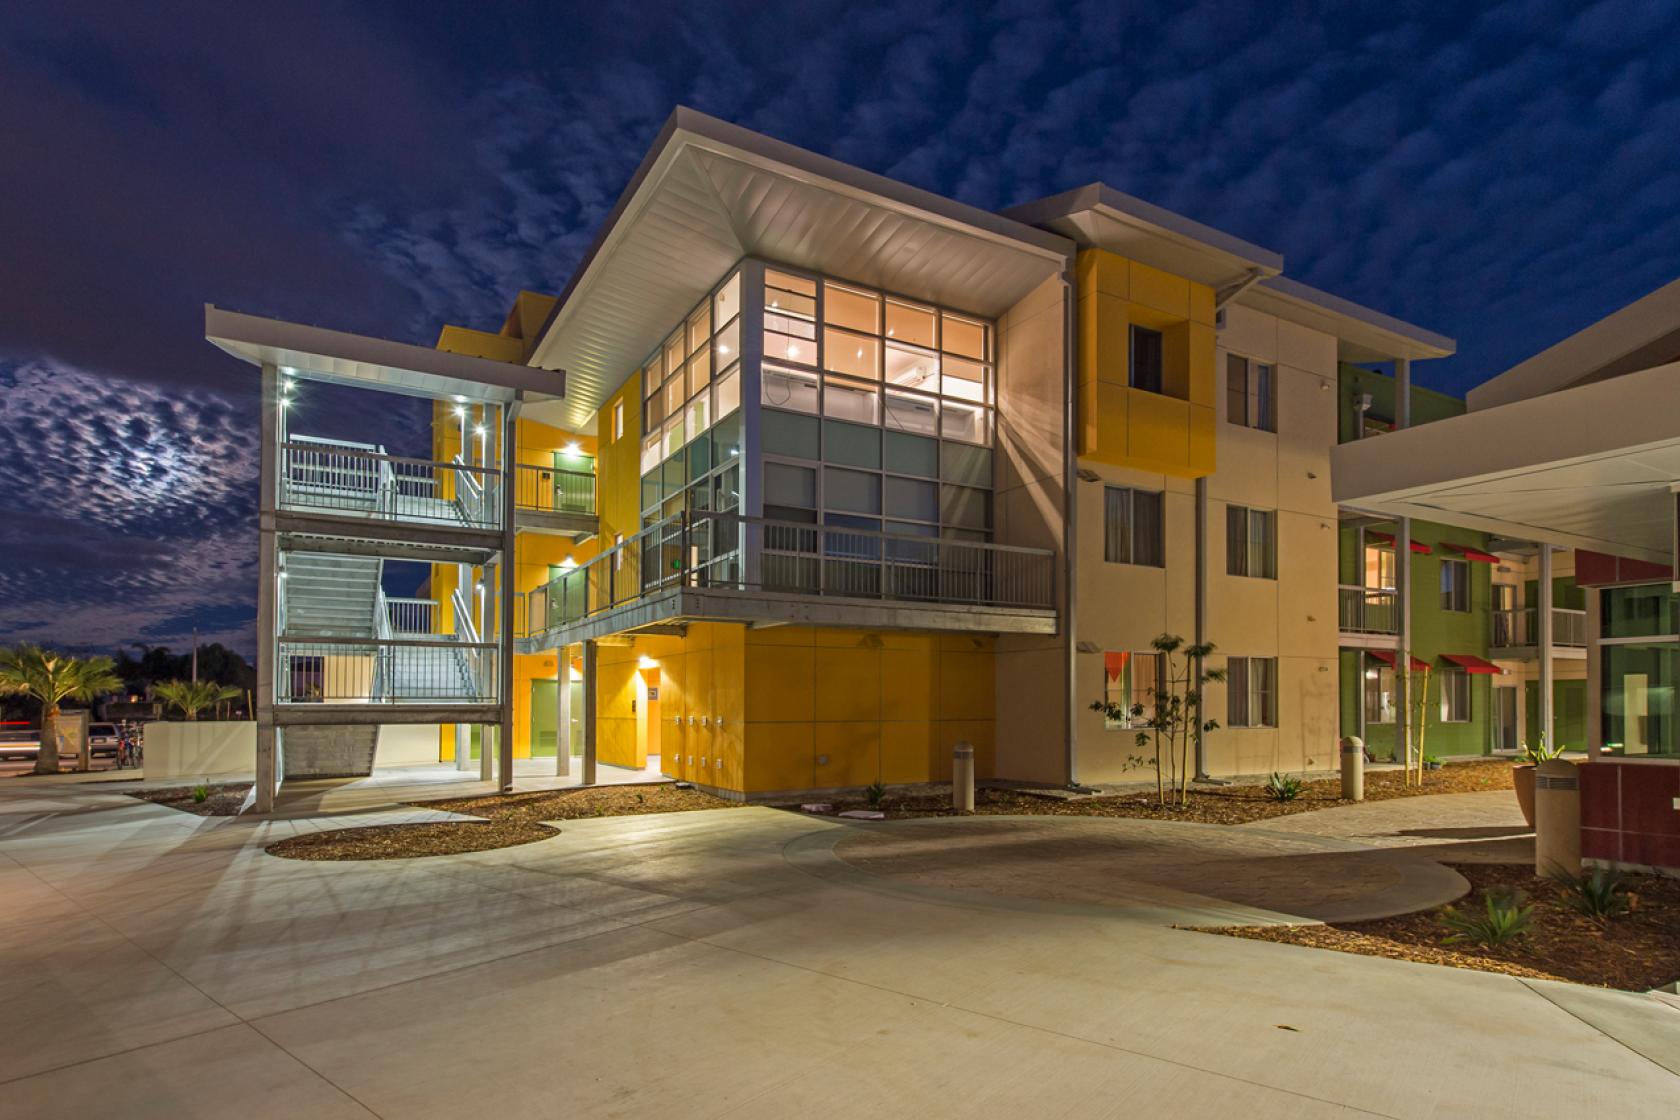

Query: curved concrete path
[1240,790,1536,864]
[0,780,1675,1118]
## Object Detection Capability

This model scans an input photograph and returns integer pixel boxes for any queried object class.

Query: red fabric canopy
[1441,653,1504,674]
[1366,649,1430,672]
[1442,542,1499,564]
[1366,531,1432,555]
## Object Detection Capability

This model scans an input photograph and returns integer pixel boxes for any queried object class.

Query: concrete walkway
[1242,790,1536,863]
[0,782,1675,1117]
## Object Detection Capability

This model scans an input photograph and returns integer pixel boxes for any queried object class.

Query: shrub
[1440,888,1533,946]
[1519,732,1564,765]
[1264,772,1302,802]
[191,784,211,804]
[864,782,886,809]
[1550,867,1631,921]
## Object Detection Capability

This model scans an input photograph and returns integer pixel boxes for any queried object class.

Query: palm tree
[0,646,123,774]
[153,679,242,721]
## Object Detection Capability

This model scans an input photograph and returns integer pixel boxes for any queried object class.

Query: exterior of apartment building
[207,107,1454,809]
[1335,277,1680,873]
[1336,364,1589,760]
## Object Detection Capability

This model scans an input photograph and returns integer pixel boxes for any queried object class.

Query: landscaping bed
[787,760,1515,825]
[264,783,742,861]
[130,783,251,816]
[1204,862,1680,992]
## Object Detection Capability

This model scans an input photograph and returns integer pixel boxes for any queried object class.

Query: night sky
[2,1,1678,657]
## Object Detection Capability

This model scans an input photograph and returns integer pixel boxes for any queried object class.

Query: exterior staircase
[282,553,381,636]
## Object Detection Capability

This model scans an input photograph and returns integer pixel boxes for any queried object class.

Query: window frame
[1225,353,1277,432]
[1102,651,1165,731]
[1226,505,1278,580]
[1103,485,1165,567]
[1129,324,1165,394]
[1440,557,1470,613]
[1439,666,1471,723]
[1226,655,1279,728]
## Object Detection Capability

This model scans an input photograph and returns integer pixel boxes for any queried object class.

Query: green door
[530,679,558,757]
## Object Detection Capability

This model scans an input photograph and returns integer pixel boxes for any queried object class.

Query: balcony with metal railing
[523,511,1057,646]
[513,462,598,536]
[1490,606,1588,657]
[1338,585,1399,641]
[279,435,501,532]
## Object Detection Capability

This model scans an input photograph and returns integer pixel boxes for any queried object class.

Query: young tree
[1091,634,1225,807]
[0,646,123,774]
[153,679,242,721]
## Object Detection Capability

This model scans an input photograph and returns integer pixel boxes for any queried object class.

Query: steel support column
[1539,544,1556,751]
[555,644,571,777]
[581,638,599,786]
[255,361,280,813]
[498,400,518,792]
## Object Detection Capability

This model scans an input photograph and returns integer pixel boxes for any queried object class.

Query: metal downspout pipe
[1062,267,1080,789]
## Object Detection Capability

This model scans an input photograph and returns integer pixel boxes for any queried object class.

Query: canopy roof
[526,107,1074,431]
[205,305,563,404]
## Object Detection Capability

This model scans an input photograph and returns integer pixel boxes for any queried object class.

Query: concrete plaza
[1,777,1676,1118]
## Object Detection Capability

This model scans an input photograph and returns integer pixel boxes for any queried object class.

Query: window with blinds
[1104,487,1164,566]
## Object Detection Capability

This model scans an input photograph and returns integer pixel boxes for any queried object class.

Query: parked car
[88,723,121,757]
[0,729,40,761]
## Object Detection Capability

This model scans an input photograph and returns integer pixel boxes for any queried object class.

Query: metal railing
[1491,607,1587,649]
[383,597,438,636]
[527,512,1056,634]
[280,439,502,530]
[515,463,596,515]
[278,636,497,704]
[1338,585,1399,634]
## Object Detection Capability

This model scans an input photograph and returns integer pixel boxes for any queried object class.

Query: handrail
[514,461,597,513]
[1337,584,1399,634]
[282,441,503,478]
[1491,606,1587,648]
[529,511,1056,634]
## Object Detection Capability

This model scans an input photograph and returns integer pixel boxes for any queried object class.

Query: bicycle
[116,725,144,769]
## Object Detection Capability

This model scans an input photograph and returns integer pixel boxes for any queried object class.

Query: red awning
[1366,649,1430,672]
[1365,531,1432,555]
[1442,542,1499,564]
[1441,653,1504,674]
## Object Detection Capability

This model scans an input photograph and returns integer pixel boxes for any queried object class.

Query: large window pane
[941,401,986,443]
[762,366,819,413]
[885,299,937,348]
[687,347,711,393]
[1604,642,1679,755]
[765,329,814,365]
[714,318,740,368]
[884,390,938,435]
[885,431,938,477]
[940,442,991,486]
[823,419,881,469]
[1132,490,1164,566]
[764,461,816,508]
[885,342,939,389]
[714,270,741,326]
[824,283,879,334]
[664,332,685,382]
[942,355,987,403]
[823,377,879,424]
[1104,488,1131,564]
[941,312,987,360]
[713,362,741,419]
[763,408,819,458]
[1130,325,1164,394]
[687,303,711,356]
[825,467,881,514]
[885,476,937,521]
[940,484,989,529]
[765,269,817,298]
[1226,353,1248,425]
[824,329,880,380]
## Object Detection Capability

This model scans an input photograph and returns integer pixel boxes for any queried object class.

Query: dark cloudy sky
[2,0,1678,657]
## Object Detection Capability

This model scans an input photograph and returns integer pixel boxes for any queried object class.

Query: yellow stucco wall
[1075,248,1216,478]
[595,371,643,550]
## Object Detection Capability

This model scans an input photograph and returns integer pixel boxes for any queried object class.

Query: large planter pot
[1513,763,1536,828]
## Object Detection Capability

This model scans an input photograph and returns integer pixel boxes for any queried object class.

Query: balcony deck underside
[271,510,503,553]
[1489,645,1588,662]
[273,703,503,727]
[515,509,599,538]
[521,586,1058,651]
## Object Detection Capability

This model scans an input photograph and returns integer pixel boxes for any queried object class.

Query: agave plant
[1550,867,1631,922]
[1440,888,1533,946]
[0,646,123,774]
[1265,771,1303,802]
[154,679,242,721]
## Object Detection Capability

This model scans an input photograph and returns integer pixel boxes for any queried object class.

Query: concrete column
[1395,517,1413,767]
[555,645,571,777]
[1395,358,1411,429]
[479,558,496,784]
[1539,545,1556,751]
[254,361,280,813]
[581,638,599,786]
[455,722,471,772]
[480,724,493,783]
[1585,587,1603,754]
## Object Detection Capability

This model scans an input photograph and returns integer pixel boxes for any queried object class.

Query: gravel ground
[265,783,742,861]
[787,760,1517,825]
[1204,862,1680,992]
[131,784,251,816]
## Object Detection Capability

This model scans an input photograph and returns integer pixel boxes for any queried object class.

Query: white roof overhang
[1238,276,1456,363]
[1468,276,1680,410]
[205,305,563,404]
[1002,183,1283,293]
[526,108,1074,431]
[1332,360,1680,564]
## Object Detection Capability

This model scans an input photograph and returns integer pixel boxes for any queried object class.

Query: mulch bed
[788,760,1516,825]
[264,783,741,861]
[1204,862,1680,992]
[130,784,252,817]
[267,820,559,861]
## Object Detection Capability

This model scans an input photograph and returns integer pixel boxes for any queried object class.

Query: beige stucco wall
[374,724,445,767]
[146,721,256,779]
[993,271,1071,785]
[1075,303,1341,782]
